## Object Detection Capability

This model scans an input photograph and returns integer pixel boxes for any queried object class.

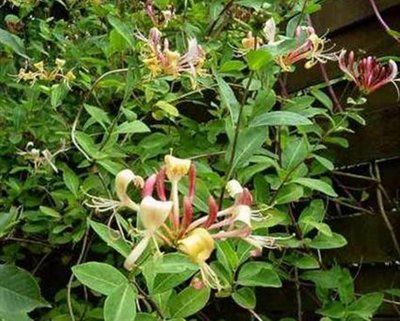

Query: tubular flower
[338,50,399,95]
[278,26,336,72]
[164,155,191,182]
[242,31,263,50]
[86,169,143,213]
[124,196,173,271]
[137,28,206,88]
[178,228,221,290]
[263,18,277,44]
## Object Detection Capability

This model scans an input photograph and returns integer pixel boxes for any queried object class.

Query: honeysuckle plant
[1,1,400,321]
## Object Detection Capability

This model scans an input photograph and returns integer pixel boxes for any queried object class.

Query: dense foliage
[1,1,399,321]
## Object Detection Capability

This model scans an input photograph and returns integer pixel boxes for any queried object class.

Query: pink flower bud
[182,196,193,229]
[204,196,218,228]
[156,167,167,201]
[142,174,157,198]
[188,164,196,200]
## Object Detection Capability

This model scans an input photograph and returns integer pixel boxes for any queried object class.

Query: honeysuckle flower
[278,26,336,72]
[178,228,221,290]
[165,155,191,182]
[263,18,277,44]
[15,59,76,87]
[124,196,173,271]
[226,179,244,198]
[17,141,66,173]
[338,50,399,95]
[86,169,143,213]
[139,196,173,231]
[145,0,175,27]
[242,31,262,50]
[137,28,206,88]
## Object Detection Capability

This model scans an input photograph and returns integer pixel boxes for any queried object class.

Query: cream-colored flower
[226,179,243,198]
[139,196,173,231]
[164,155,191,182]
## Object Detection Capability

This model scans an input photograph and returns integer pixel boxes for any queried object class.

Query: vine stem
[368,0,400,44]
[219,71,255,207]
[373,162,400,258]
[67,225,91,321]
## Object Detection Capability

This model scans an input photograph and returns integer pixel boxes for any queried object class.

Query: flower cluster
[137,28,206,88]
[16,59,76,87]
[17,141,67,173]
[241,19,336,72]
[339,50,399,95]
[87,155,286,290]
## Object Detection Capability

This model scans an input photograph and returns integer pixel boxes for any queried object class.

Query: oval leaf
[250,111,312,127]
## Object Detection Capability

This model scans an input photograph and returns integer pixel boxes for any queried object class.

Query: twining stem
[368,0,400,44]
[373,163,400,258]
[219,71,255,207]
[295,267,303,321]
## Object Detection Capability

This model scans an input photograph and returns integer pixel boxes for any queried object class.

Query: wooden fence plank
[325,212,400,264]
[312,0,400,34]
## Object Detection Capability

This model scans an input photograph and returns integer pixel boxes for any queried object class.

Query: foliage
[0,0,399,320]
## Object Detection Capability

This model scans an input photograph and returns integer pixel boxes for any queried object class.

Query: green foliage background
[0,0,399,320]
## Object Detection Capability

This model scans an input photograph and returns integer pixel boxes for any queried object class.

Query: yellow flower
[164,155,191,182]
[178,228,214,264]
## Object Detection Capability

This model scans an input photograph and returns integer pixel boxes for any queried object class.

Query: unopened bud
[226,180,243,198]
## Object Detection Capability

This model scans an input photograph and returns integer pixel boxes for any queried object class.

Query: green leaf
[84,104,111,129]
[104,284,136,321]
[39,206,61,219]
[232,287,256,309]
[294,255,320,269]
[153,253,198,274]
[89,220,131,257]
[155,100,179,117]
[0,208,18,238]
[62,166,80,198]
[107,15,135,48]
[0,311,33,321]
[0,28,28,59]
[151,271,195,294]
[298,200,326,235]
[72,262,128,295]
[237,262,282,287]
[116,121,150,134]
[347,293,384,320]
[281,137,309,170]
[275,184,304,204]
[314,155,334,171]
[136,313,158,321]
[310,232,347,249]
[216,240,239,272]
[216,75,240,125]
[311,89,333,110]
[229,128,267,171]
[247,49,273,70]
[0,265,49,314]
[169,287,210,318]
[250,111,312,127]
[292,178,337,197]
